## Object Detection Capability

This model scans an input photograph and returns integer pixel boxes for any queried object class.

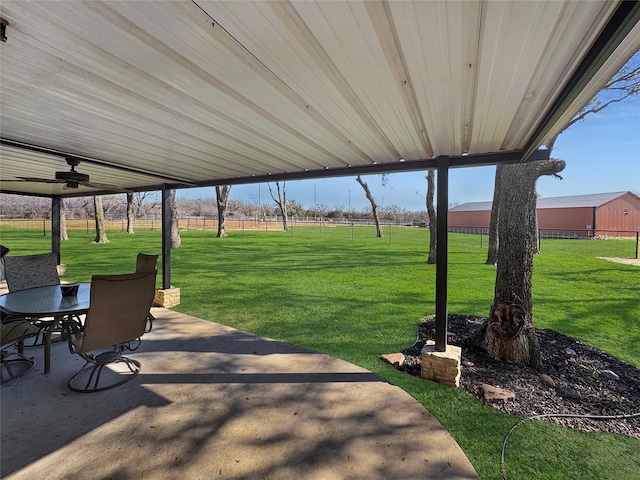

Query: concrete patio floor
[1,307,479,479]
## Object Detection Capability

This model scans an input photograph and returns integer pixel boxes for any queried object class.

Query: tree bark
[126,193,135,234]
[356,175,383,238]
[268,182,288,231]
[216,185,231,238]
[60,198,69,241]
[93,195,109,243]
[169,189,181,248]
[426,171,437,264]
[485,165,503,265]
[483,160,565,366]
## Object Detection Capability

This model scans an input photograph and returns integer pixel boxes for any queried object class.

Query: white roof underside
[1,0,639,197]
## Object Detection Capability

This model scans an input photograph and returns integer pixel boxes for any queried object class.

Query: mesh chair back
[78,270,156,353]
[136,253,159,273]
[4,253,60,292]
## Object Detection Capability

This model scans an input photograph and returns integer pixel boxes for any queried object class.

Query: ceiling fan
[2,157,127,191]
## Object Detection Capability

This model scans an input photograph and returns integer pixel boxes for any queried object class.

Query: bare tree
[268,181,289,231]
[169,189,181,248]
[215,185,231,238]
[477,52,639,365]
[249,192,267,221]
[93,195,109,243]
[126,193,135,234]
[315,203,330,219]
[60,198,69,241]
[425,171,436,264]
[485,164,503,265]
[473,160,565,366]
[356,175,383,237]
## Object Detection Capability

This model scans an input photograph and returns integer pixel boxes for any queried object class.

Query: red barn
[449,191,640,236]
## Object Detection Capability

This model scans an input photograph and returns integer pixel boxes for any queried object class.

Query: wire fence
[449,226,639,259]
[1,218,638,258]
[0,216,420,233]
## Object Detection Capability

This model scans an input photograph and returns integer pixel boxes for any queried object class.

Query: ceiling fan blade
[14,177,64,183]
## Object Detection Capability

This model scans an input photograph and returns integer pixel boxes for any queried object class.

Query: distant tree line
[0,192,429,225]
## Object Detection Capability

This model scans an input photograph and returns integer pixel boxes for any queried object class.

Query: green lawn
[2,225,639,479]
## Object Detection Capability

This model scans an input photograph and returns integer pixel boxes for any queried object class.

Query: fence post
[43,219,46,236]
[538,228,541,253]
[636,231,639,259]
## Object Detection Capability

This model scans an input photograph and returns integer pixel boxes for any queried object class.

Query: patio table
[0,283,90,374]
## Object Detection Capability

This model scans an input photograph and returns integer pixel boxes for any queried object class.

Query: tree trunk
[60,198,69,241]
[93,195,109,243]
[126,192,135,234]
[533,201,540,254]
[483,160,565,366]
[356,175,383,238]
[425,171,437,264]
[485,165,503,265]
[169,189,181,248]
[268,182,288,231]
[216,185,231,238]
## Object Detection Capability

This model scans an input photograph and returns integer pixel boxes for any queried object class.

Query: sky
[178,95,640,212]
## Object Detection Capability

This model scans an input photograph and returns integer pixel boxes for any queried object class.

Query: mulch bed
[395,315,640,439]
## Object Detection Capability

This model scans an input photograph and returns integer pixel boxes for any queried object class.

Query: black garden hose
[500,411,640,480]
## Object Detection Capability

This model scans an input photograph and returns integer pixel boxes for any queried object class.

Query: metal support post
[435,157,449,352]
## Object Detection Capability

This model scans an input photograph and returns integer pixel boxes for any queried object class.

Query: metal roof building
[449,191,640,234]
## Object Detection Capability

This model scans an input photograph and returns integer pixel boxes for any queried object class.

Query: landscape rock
[481,384,516,402]
[539,374,555,387]
[565,348,576,356]
[379,353,405,367]
[395,314,640,439]
[600,370,620,381]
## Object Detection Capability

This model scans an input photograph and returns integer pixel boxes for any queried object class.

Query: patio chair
[0,244,9,282]
[135,253,158,332]
[1,320,40,384]
[3,252,60,292]
[3,253,63,346]
[64,270,156,393]
[136,253,158,273]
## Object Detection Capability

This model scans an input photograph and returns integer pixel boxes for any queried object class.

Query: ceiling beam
[1,148,550,198]
[176,148,551,190]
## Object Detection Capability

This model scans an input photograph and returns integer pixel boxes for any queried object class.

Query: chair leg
[68,352,141,393]
[1,349,36,384]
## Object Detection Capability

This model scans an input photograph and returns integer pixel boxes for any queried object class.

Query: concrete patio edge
[1,308,479,479]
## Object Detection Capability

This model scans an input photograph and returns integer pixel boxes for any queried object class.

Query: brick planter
[154,287,180,308]
[420,342,462,387]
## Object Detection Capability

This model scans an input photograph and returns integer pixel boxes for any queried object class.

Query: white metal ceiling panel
[0,0,638,197]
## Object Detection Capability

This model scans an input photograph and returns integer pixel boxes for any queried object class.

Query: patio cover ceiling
[1,1,639,198]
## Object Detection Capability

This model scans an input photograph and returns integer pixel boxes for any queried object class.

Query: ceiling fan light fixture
[55,156,89,184]
[55,170,89,184]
